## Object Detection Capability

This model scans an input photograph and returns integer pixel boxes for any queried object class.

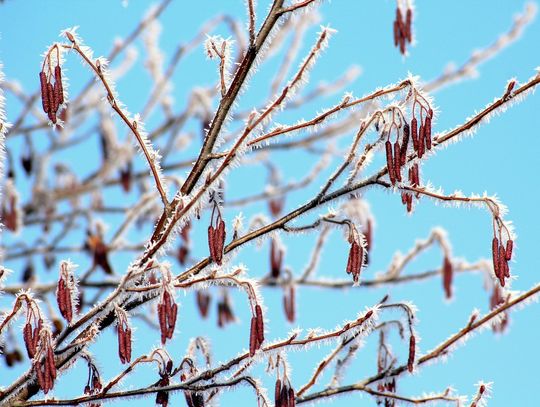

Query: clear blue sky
[1,1,540,406]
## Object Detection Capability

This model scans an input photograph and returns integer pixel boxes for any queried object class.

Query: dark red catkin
[54,65,64,105]
[442,255,453,299]
[24,318,42,359]
[411,117,419,151]
[117,322,132,364]
[289,386,296,407]
[498,243,509,283]
[400,123,410,166]
[255,304,264,345]
[280,385,289,407]
[405,8,413,43]
[393,141,402,182]
[275,379,282,407]
[207,225,216,262]
[492,237,500,279]
[39,72,50,114]
[396,7,406,55]
[56,276,73,323]
[424,116,432,150]
[346,240,364,284]
[385,140,396,185]
[406,193,413,213]
[407,335,416,372]
[215,217,226,264]
[249,316,258,356]
[393,19,400,48]
[505,239,513,261]
[418,123,425,157]
[346,241,359,275]
[47,82,57,123]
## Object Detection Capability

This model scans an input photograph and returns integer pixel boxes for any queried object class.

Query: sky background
[1,0,540,406]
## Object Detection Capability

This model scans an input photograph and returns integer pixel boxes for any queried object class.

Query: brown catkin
[505,239,513,261]
[54,65,64,105]
[118,326,126,363]
[407,335,416,372]
[418,123,425,157]
[275,379,282,407]
[400,123,410,165]
[255,304,264,344]
[125,328,132,363]
[498,244,506,273]
[207,226,216,262]
[289,387,296,407]
[169,303,178,338]
[215,219,226,265]
[39,72,50,114]
[393,141,402,182]
[425,116,432,150]
[411,117,419,151]
[492,237,500,279]
[442,256,453,299]
[249,317,257,356]
[405,8,413,42]
[385,141,396,185]
[47,82,57,115]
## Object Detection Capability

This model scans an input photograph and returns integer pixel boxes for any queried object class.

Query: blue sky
[1,1,540,406]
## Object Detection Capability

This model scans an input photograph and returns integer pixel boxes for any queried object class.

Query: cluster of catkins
[56,261,77,323]
[383,101,433,214]
[116,311,132,365]
[39,49,65,124]
[83,358,103,407]
[249,304,265,356]
[393,3,413,55]
[275,376,296,407]
[385,107,433,187]
[158,289,178,345]
[346,228,365,284]
[207,210,226,265]
[33,331,57,394]
[155,360,174,407]
[492,232,513,287]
